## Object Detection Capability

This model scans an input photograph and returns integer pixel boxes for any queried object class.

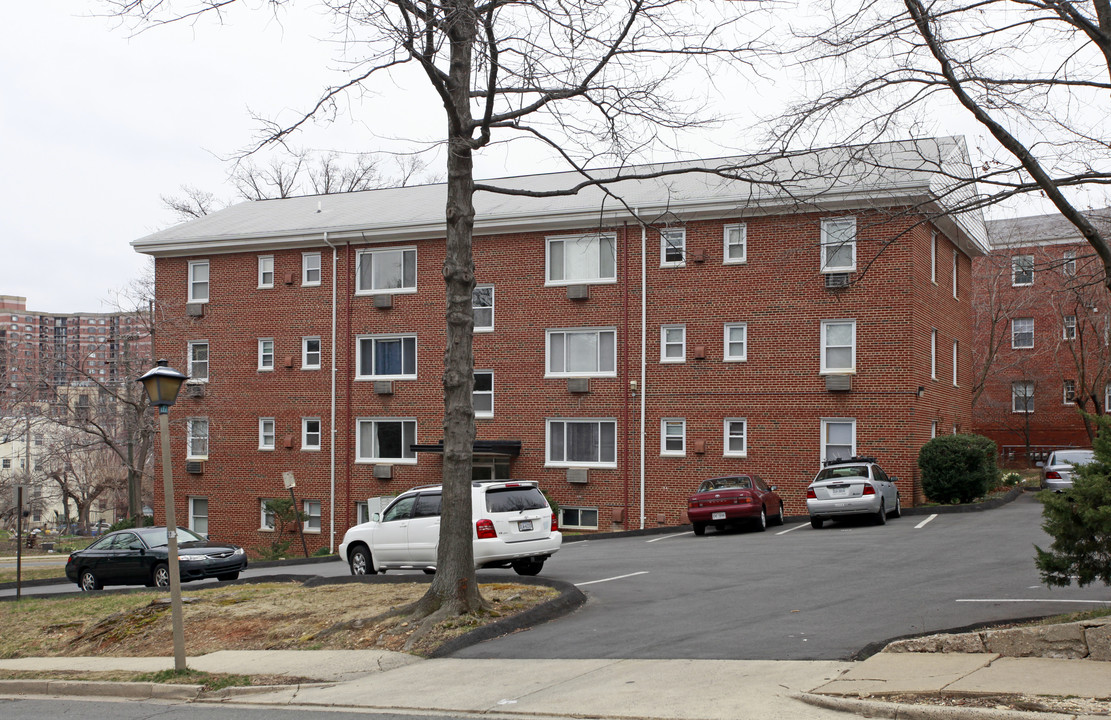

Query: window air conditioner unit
[567,378,590,394]
[185,303,205,317]
[185,384,205,399]
[824,273,850,289]
[567,284,590,300]
[374,294,394,309]
[185,461,204,474]
[373,464,393,480]
[567,468,588,484]
[374,380,394,395]
[826,374,852,392]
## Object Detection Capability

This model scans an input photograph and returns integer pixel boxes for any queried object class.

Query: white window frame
[356,334,418,380]
[474,370,493,419]
[188,497,208,536]
[355,246,416,295]
[1064,379,1076,405]
[821,418,856,463]
[260,500,277,531]
[1011,318,1034,349]
[303,500,321,532]
[952,250,959,299]
[545,327,617,378]
[660,325,686,363]
[1012,255,1034,286]
[1012,382,1034,414]
[930,421,938,439]
[473,285,494,332]
[1063,315,1077,341]
[660,418,686,456]
[188,260,210,303]
[820,217,856,273]
[820,319,857,374]
[560,507,600,530]
[258,255,274,289]
[545,418,618,468]
[356,417,417,464]
[723,418,747,457]
[303,252,322,287]
[187,418,209,460]
[545,233,617,286]
[258,338,275,371]
[660,228,686,268]
[188,340,209,383]
[259,417,275,450]
[724,323,748,362]
[302,336,321,369]
[952,340,959,387]
[1063,250,1077,277]
[930,231,937,284]
[723,223,747,264]
[930,329,937,380]
[302,417,321,451]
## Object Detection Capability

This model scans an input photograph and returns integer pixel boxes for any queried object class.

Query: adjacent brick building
[133,138,987,553]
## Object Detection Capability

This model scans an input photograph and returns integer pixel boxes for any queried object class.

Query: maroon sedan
[687,475,785,535]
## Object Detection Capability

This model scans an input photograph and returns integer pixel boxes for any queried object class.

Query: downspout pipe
[323,232,338,552]
[639,214,647,530]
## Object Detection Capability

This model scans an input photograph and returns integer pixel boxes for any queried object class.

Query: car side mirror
[889,476,899,483]
[371,512,380,522]
[769,485,778,491]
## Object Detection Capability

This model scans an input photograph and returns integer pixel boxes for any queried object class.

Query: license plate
[711,512,727,520]
[518,520,533,532]
[830,487,850,498]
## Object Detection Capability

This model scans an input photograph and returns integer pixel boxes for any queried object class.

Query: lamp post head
[137,359,189,408]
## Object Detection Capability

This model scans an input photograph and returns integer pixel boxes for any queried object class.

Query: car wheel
[349,546,372,576]
[809,516,823,529]
[771,503,785,526]
[512,558,545,576]
[891,493,902,518]
[217,572,239,581]
[153,563,170,588]
[876,500,887,525]
[755,507,767,532]
[79,569,101,592]
[692,522,706,536]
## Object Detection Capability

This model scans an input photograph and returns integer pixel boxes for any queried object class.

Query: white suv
[338,480,562,576]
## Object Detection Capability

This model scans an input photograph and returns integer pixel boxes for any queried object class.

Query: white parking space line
[775,523,806,536]
[957,598,1111,605]
[575,571,649,587]
[914,514,938,529]
[646,532,692,543]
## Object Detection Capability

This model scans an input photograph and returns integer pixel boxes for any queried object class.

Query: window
[473,285,494,331]
[303,500,321,532]
[187,418,209,459]
[660,228,686,267]
[188,341,209,382]
[1,459,9,469]
[189,497,208,536]
[723,223,747,264]
[1012,255,1034,286]
[724,418,747,457]
[302,418,321,451]
[821,320,856,373]
[821,217,856,272]
[259,418,275,450]
[561,507,599,530]
[952,250,959,299]
[356,247,415,294]
[546,328,616,377]
[356,501,371,525]
[930,421,937,438]
[1063,251,1076,276]
[723,323,747,362]
[952,340,959,386]
[356,418,417,463]
[474,371,493,418]
[930,231,937,283]
[1064,379,1077,404]
[930,329,937,380]
[188,260,210,303]
[1012,318,1034,349]
[302,337,321,369]
[258,256,274,288]
[260,500,277,530]
[258,338,275,370]
[546,418,617,467]
[546,233,616,285]
[821,418,856,462]
[661,419,685,456]
[1012,381,1034,413]
[303,252,322,286]
[1063,315,1077,341]
[660,325,686,363]
[357,335,417,379]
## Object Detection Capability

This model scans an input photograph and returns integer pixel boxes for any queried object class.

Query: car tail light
[736,496,752,504]
[806,488,817,499]
[551,512,559,532]
[862,485,876,495]
[476,518,497,539]
[1045,471,1062,479]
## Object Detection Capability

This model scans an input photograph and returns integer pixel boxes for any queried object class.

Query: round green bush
[918,433,998,504]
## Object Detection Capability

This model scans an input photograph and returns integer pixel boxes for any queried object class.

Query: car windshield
[815,466,870,481]
[486,486,547,512]
[135,527,205,548]
[1052,450,1094,466]
[697,477,751,492]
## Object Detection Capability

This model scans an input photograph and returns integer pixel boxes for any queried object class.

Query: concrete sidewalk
[2,650,1110,719]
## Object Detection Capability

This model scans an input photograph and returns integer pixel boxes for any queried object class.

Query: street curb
[0,679,203,700]
[206,682,337,699]
[795,692,1072,720]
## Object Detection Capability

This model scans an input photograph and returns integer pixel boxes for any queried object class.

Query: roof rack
[471,478,535,486]
[822,456,877,466]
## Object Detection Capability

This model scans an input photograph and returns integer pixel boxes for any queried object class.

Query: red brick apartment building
[132,138,986,552]
[972,210,1111,459]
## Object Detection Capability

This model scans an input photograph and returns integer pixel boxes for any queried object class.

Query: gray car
[806,457,901,529]
[1039,449,1094,492]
